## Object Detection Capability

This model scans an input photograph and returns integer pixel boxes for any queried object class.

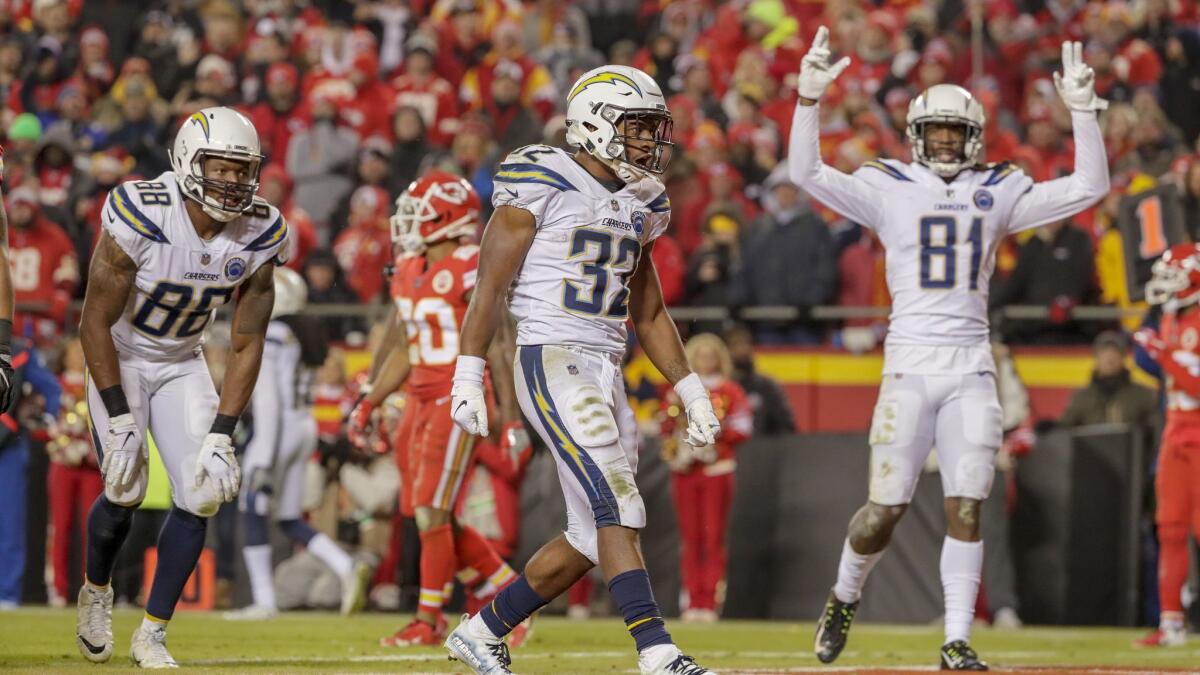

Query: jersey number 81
[919,216,984,291]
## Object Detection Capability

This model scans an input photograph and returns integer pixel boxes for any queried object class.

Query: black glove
[0,319,13,413]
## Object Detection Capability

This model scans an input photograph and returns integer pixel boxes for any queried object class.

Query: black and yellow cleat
[940,640,989,670]
[813,589,858,664]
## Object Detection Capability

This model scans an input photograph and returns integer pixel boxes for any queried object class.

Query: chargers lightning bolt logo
[567,72,642,104]
[189,112,211,142]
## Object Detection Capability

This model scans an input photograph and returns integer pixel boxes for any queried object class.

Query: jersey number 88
[132,282,235,338]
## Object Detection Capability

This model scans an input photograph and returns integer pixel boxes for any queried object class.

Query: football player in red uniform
[349,171,525,647]
[1134,243,1200,648]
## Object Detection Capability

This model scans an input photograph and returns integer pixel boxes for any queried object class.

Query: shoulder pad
[243,202,287,253]
[495,146,578,192]
[978,161,1021,187]
[858,159,914,183]
[107,181,170,244]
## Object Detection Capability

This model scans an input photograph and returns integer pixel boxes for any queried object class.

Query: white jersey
[788,105,1108,374]
[101,172,288,362]
[492,145,671,355]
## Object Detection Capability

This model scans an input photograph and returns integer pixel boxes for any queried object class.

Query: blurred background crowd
[1,0,1197,352]
[0,0,1196,627]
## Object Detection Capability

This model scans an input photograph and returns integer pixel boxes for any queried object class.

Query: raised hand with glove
[1054,41,1108,112]
[797,26,851,103]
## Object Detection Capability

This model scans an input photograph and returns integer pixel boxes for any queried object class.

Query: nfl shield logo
[567,364,579,375]
[610,199,619,212]
[200,252,211,266]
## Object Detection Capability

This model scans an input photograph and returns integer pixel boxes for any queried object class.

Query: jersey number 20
[563,229,641,319]
[919,216,983,291]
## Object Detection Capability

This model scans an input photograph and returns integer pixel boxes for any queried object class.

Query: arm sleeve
[786,103,885,229]
[1007,111,1110,234]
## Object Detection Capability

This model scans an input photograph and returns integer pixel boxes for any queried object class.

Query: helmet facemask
[573,104,675,182]
[185,151,263,222]
[909,117,982,178]
[389,181,478,254]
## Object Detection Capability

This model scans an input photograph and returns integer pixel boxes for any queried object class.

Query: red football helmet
[1146,243,1200,307]
[390,171,481,253]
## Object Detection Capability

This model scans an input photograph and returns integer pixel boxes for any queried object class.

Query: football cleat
[940,640,988,671]
[444,614,514,674]
[129,623,178,669]
[340,560,372,615]
[639,644,712,674]
[222,605,278,621]
[380,618,443,647]
[814,589,858,664]
[76,584,114,663]
[1134,627,1186,648]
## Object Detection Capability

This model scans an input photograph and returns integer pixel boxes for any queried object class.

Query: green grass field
[0,608,1195,673]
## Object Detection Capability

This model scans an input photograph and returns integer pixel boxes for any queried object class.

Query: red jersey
[1158,309,1200,424]
[9,218,79,339]
[390,244,478,400]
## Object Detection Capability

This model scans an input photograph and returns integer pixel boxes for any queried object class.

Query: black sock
[85,495,135,587]
[144,507,208,621]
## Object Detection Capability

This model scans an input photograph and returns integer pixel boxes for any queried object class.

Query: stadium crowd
[0,0,1197,351]
[0,0,1196,628]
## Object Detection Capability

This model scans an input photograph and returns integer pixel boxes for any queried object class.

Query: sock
[833,538,883,604]
[608,569,672,652]
[144,507,208,622]
[1157,524,1189,615]
[141,615,167,634]
[455,526,517,597]
[940,536,983,645]
[478,575,548,638]
[417,524,457,618]
[85,495,135,586]
[307,532,353,577]
[243,544,276,610]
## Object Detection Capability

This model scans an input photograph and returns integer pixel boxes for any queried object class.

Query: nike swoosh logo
[78,635,107,655]
[455,401,468,414]
[504,188,518,199]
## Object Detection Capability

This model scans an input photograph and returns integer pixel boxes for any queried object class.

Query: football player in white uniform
[224,267,371,622]
[75,107,287,668]
[442,65,721,675]
[791,30,1109,670]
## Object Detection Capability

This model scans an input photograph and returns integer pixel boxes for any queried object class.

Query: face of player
[923,122,967,164]
[202,156,257,209]
[621,112,672,172]
[1094,345,1125,377]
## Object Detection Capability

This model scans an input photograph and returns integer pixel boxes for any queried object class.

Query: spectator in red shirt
[343,50,394,141]
[433,1,490,87]
[390,34,461,148]
[333,185,393,303]
[660,333,752,621]
[6,186,78,343]
[652,232,685,308]
[460,19,556,122]
[247,62,308,167]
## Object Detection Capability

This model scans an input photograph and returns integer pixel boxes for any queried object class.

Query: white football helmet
[171,107,264,222]
[271,266,307,319]
[565,65,674,182]
[906,84,985,178]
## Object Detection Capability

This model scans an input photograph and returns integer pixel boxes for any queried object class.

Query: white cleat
[222,604,279,621]
[340,560,372,615]
[639,643,713,674]
[444,614,514,674]
[130,624,178,669]
[75,584,114,663]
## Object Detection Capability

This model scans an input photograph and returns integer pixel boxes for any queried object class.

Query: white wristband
[673,373,708,409]
[453,355,486,385]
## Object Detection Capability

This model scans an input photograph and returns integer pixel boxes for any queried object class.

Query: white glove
[451,355,489,436]
[195,432,240,503]
[797,25,851,101]
[1053,41,1108,112]
[100,413,142,490]
[674,373,721,447]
